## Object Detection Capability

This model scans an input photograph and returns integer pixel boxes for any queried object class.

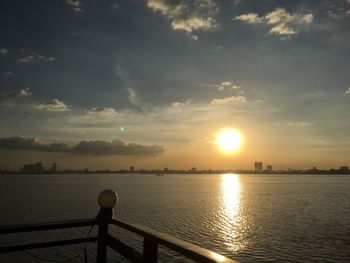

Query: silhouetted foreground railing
[0,190,237,262]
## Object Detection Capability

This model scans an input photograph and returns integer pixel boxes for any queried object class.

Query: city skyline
[1,1,350,170]
[2,160,349,175]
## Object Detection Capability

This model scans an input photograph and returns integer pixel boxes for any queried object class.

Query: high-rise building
[254,162,263,172]
[35,162,43,173]
[50,162,57,172]
[21,163,36,174]
[266,165,273,172]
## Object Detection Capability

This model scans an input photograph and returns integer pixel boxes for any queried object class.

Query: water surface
[0,173,349,262]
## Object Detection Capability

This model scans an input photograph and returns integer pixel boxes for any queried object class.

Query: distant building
[35,162,43,173]
[339,166,349,173]
[130,166,134,172]
[254,162,263,173]
[191,167,196,172]
[50,163,57,172]
[164,168,168,172]
[266,165,273,172]
[20,162,44,174]
[21,163,36,174]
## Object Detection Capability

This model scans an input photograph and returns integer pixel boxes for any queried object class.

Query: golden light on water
[215,128,243,153]
[221,173,241,220]
[219,173,244,252]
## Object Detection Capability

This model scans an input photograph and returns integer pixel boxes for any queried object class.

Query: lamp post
[96,190,118,263]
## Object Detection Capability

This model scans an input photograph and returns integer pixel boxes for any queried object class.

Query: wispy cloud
[18,53,55,63]
[34,99,70,112]
[328,1,350,20]
[218,81,242,91]
[86,107,117,116]
[127,88,138,105]
[65,0,84,12]
[235,7,313,38]
[0,48,8,56]
[18,88,32,97]
[210,95,247,105]
[275,121,311,128]
[5,71,15,77]
[0,136,164,156]
[234,13,263,24]
[147,0,218,39]
[0,88,32,105]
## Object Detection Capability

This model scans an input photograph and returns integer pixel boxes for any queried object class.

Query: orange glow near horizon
[215,128,243,154]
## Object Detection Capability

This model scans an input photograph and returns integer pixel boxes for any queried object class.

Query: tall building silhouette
[254,162,263,173]
[267,165,273,172]
[35,162,43,173]
[50,163,57,172]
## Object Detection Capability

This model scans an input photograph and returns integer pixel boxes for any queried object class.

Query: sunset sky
[0,0,349,170]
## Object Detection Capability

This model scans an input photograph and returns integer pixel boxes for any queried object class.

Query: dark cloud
[17,53,55,63]
[0,136,164,157]
[71,140,164,156]
[0,88,32,106]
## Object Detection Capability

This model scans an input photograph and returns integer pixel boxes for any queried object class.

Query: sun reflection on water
[219,173,244,252]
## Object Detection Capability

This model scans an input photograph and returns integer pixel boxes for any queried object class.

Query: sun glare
[216,128,243,153]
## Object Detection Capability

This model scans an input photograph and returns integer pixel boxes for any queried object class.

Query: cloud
[172,100,190,107]
[147,0,218,35]
[86,107,117,116]
[171,16,216,32]
[65,0,84,12]
[210,95,247,105]
[0,137,68,152]
[234,13,263,24]
[275,121,311,128]
[127,88,138,105]
[328,1,350,20]
[346,88,350,95]
[0,48,8,56]
[235,7,313,38]
[34,99,70,112]
[18,53,55,63]
[218,81,242,91]
[0,136,164,156]
[301,14,314,23]
[1,90,71,113]
[5,71,15,76]
[72,140,164,156]
[18,88,32,97]
[269,23,296,36]
[0,88,32,105]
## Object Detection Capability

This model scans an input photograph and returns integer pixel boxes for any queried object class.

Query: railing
[0,191,237,263]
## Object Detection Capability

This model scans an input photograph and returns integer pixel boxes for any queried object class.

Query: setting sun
[216,128,243,153]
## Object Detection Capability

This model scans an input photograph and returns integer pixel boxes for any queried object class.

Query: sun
[215,128,243,153]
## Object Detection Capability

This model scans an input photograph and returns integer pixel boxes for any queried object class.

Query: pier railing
[0,190,237,263]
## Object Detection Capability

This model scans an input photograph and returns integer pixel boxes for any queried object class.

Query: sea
[0,173,349,262]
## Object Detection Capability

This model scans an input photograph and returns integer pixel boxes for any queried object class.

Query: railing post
[143,235,158,262]
[96,190,118,263]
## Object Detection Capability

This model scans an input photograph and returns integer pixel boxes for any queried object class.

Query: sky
[0,0,349,171]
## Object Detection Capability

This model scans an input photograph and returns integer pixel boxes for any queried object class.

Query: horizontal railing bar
[0,236,98,253]
[0,218,97,235]
[106,234,142,263]
[108,218,237,263]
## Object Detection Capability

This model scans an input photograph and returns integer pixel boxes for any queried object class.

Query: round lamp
[97,189,118,208]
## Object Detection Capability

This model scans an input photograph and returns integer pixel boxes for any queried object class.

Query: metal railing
[0,191,237,263]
